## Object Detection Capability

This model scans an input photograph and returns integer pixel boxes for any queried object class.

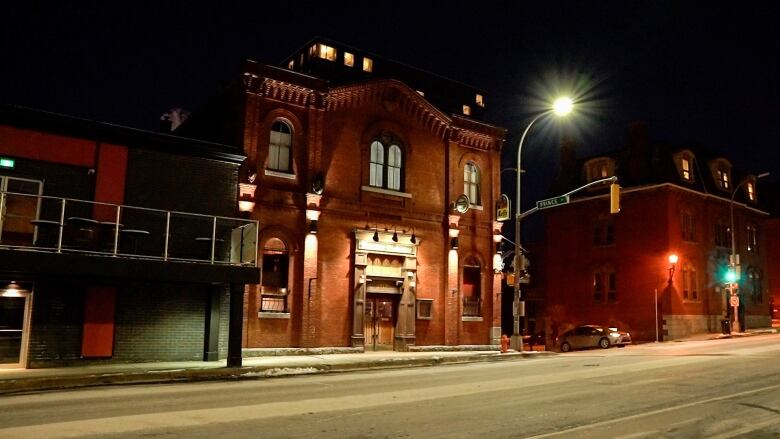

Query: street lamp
[511,97,574,351]
[728,171,769,332]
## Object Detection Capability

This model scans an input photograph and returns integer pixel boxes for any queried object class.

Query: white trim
[264,169,297,180]
[469,204,484,211]
[566,182,770,216]
[361,185,412,198]
[258,312,291,319]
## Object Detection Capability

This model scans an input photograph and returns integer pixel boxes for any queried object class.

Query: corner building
[181,38,507,351]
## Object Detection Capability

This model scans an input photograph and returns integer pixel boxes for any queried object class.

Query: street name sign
[536,195,570,210]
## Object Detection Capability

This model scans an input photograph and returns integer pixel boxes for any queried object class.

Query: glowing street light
[511,96,575,351]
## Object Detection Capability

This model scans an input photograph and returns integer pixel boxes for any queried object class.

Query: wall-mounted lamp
[450,237,459,249]
[308,220,318,234]
[392,226,398,242]
[668,253,678,286]
[410,228,417,244]
[372,224,379,242]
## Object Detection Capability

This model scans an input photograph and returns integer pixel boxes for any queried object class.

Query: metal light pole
[511,97,573,351]
[728,172,769,333]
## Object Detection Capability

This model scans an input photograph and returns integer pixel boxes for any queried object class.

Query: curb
[0,351,555,396]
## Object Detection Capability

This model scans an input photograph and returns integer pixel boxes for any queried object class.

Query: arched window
[462,258,482,317]
[369,140,385,188]
[260,237,290,313]
[464,162,481,206]
[368,135,404,191]
[387,144,402,191]
[268,121,292,173]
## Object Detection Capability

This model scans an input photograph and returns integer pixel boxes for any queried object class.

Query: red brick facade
[535,138,771,342]
[230,62,506,350]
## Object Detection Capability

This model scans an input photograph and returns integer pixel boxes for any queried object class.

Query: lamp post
[659,253,678,342]
[511,97,573,351]
[728,172,769,333]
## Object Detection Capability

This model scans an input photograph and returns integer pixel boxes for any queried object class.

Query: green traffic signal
[724,269,738,283]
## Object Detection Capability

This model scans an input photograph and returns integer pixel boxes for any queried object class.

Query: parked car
[556,325,632,352]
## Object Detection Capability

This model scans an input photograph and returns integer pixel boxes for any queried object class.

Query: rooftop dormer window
[287,60,294,70]
[476,94,484,107]
[318,44,337,61]
[584,157,615,183]
[344,52,354,67]
[709,159,732,191]
[746,181,756,201]
[672,150,695,183]
[363,57,373,72]
[462,105,472,116]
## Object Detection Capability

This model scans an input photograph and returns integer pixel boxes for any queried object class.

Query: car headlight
[609,332,621,338]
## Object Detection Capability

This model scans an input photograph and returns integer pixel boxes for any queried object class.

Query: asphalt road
[1,335,779,438]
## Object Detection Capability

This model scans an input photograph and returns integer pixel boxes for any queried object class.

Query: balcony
[0,189,258,271]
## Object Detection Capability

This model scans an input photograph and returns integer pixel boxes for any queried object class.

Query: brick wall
[27,281,85,367]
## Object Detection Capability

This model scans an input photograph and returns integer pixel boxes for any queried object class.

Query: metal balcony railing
[462,296,481,317]
[0,189,258,267]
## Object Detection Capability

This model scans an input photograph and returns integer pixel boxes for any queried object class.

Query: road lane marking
[526,383,780,438]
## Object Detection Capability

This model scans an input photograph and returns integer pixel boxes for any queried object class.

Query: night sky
[4,1,780,211]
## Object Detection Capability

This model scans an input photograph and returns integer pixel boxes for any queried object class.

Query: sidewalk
[671,326,780,342]
[0,349,554,395]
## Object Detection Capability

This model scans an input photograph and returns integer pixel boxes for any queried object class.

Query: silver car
[556,325,632,352]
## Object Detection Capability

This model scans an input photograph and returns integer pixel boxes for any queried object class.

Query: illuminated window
[464,162,481,206]
[682,264,698,301]
[309,45,317,56]
[287,60,294,70]
[681,212,695,242]
[746,181,756,201]
[268,121,292,173]
[369,135,404,191]
[318,44,336,61]
[584,158,614,183]
[747,225,758,253]
[462,105,471,116]
[681,157,692,181]
[717,168,730,190]
[344,52,354,67]
[260,237,290,313]
[462,261,482,317]
[0,176,42,246]
[476,94,484,107]
[363,57,373,72]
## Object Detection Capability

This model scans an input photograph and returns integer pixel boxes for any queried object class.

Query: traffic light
[724,269,737,283]
[610,183,621,214]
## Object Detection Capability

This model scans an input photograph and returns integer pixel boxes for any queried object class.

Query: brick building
[0,105,258,368]
[180,38,506,351]
[534,124,771,342]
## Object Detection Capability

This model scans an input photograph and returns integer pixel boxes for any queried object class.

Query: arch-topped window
[673,150,696,182]
[268,121,292,173]
[260,237,290,313]
[368,135,404,191]
[709,159,732,191]
[464,162,481,206]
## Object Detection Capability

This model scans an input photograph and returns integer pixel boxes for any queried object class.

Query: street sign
[730,295,739,307]
[536,195,570,210]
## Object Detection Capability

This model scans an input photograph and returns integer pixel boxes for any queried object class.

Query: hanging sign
[496,194,510,221]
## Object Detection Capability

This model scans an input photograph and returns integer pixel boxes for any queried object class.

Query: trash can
[721,319,731,335]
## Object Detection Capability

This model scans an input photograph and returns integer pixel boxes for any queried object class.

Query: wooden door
[364,295,396,351]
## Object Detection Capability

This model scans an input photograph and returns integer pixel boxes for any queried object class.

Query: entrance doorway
[0,282,31,368]
[364,294,397,351]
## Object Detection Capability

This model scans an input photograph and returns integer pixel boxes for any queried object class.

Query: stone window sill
[265,169,296,180]
[461,316,483,322]
[361,185,412,198]
[258,312,291,319]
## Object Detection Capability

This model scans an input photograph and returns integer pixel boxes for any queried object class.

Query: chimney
[627,121,650,180]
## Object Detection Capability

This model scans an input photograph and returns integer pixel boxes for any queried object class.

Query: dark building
[0,105,259,368]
